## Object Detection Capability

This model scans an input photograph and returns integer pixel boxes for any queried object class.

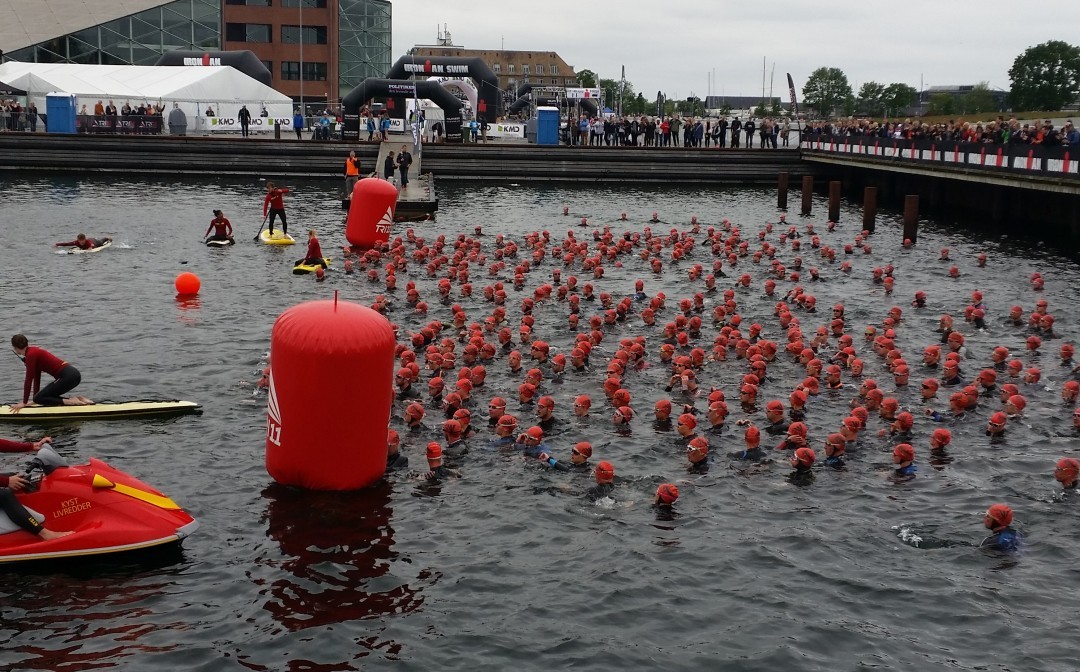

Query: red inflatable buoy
[175,272,200,296]
[346,177,398,249]
[265,298,396,490]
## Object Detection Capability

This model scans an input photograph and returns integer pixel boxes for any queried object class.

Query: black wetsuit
[385,452,409,473]
[586,482,615,501]
[729,447,767,462]
[0,485,43,534]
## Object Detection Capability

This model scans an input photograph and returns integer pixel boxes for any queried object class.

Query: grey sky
[392,0,1077,100]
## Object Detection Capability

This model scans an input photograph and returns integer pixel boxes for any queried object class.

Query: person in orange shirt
[344,150,361,197]
[93,100,104,116]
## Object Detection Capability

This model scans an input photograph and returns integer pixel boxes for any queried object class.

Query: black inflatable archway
[387,56,500,123]
[341,79,463,143]
[154,50,272,87]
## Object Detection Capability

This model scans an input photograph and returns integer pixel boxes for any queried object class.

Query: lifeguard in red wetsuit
[204,209,234,243]
[296,229,327,269]
[8,334,93,412]
[54,233,111,250]
[263,181,290,236]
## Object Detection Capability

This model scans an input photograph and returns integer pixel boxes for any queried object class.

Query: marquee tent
[0,61,293,132]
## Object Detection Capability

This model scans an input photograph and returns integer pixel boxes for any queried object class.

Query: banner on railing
[803,135,1080,177]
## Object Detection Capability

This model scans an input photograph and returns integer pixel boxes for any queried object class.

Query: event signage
[206,116,292,132]
[80,115,162,134]
[403,61,472,75]
[565,88,601,100]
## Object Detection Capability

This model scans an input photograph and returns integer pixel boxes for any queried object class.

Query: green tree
[769,99,782,116]
[1008,40,1080,111]
[927,92,954,116]
[576,69,598,88]
[857,81,886,116]
[718,104,732,118]
[881,83,917,117]
[754,101,769,117]
[959,82,997,115]
[802,67,853,117]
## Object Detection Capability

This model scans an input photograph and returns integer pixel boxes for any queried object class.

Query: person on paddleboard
[263,182,290,236]
[204,209,234,243]
[9,334,93,413]
[54,233,111,250]
[0,468,71,541]
[296,229,327,270]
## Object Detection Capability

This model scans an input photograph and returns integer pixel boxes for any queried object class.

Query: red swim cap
[595,461,615,482]
[985,503,1013,527]
[678,413,697,430]
[932,428,952,446]
[574,442,593,458]
[788,422,808,438]
[893,443,915,461]
[426,442,443,459]
[792,447,815,466]
[656,483,680,504]
[525,426,544,440]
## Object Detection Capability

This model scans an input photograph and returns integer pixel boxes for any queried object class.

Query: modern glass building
[0,0,391,107]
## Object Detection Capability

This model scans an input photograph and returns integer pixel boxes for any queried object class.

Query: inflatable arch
[341,79,463,143]
[386,56,500,123]
[155,50,272,87]
[428,77,478,114]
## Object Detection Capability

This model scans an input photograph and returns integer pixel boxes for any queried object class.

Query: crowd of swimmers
[328,212,1080,550]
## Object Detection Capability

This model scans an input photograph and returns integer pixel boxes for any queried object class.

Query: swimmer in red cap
[892,443,917,482]
[1054,458,1079,490]
[986,411,1008,441]
[823,433,846,467]
[587,461,616,501]
[654,483,679,509]
[788,446,815,485]
[537,441,592,473]
[686,437,710,474]
[490,414,519,449]
[980,504,1021,552]
[386,429,408,473]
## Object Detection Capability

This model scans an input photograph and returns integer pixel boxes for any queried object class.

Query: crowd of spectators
[1,99,37,132]
[564,115,797,149]
[804,116,1080,146]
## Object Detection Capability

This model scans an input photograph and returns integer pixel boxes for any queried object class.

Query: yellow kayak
[293,258,332,275]
[260,230,296,246]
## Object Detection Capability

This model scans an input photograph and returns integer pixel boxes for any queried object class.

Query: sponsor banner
[206,116,292,133]
[485,122,525,138]
[80,115,162,134]
[403,60,473,76]
[565,87,601,100]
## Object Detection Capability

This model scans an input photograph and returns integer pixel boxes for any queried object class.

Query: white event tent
[0,62,294,133]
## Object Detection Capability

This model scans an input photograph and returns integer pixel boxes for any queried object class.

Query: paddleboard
[293,258,332,275]
[61,240,112,255]
[260,230,296,246]
[206,238,235,247]
[0,400,201,423]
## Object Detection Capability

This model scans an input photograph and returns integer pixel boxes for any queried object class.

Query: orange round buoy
[346,177,398,249]
[175,272,200,296]
[266,298,396,490]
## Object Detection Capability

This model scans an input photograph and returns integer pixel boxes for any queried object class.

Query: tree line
[573,40,1079,119]
[801,40,1080,118]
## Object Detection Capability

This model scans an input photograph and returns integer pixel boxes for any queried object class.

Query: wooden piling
[902,195,919,243]
[778,172,789,209]
[800,175,813,216]
[828,180,841,222]
[863,186,878,233]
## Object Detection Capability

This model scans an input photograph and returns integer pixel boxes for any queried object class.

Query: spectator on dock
[292,108,304,140]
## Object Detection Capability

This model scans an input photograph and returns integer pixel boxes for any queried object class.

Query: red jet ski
[0,446,198,564]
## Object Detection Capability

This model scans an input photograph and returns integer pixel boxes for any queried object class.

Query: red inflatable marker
[265,296,395,490]
[346,177,398,249]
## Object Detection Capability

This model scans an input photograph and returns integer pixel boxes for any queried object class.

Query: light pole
[299,0,304,118]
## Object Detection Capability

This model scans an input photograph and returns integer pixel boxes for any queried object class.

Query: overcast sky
[391,0,1076,99]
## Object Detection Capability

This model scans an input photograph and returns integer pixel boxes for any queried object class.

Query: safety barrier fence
[801,135,1079,179]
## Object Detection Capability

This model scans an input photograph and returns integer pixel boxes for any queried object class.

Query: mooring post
[903,195,919,243]
[778,172,789,210]
[863,186,878,233]
[828,180,841,222]
[801,175,813,216]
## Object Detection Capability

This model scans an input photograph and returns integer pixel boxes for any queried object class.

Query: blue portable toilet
[45,93,77,134]
[536,106,559,145]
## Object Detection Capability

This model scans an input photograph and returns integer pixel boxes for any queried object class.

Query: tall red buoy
[266,297,395,490]
[346,177,398,249]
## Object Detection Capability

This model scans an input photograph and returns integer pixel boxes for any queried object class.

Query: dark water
[0,174,1078,671]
